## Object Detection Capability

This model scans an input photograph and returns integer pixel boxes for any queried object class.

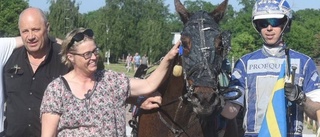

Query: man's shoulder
[290,49,310,58]
[11,46,25,55]
[50,40,62,50]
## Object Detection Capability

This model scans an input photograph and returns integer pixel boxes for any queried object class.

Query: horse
[132,0,242,136]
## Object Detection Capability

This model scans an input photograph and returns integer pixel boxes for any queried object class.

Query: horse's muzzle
[189,87,221,115]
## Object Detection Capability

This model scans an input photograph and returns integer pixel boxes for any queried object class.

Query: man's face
[260,25,282,45]
[19,13,48,54]
[254,18,287,45]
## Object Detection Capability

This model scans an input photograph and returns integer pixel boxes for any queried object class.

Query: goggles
[254,18,287,29]
[67,29,94,49]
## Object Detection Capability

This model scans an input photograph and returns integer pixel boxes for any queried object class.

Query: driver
[220,0,320,136]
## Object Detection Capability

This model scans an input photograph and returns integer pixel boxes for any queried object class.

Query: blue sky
[29,0,319,14]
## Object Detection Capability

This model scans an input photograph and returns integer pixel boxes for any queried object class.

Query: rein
[155,76,199,137]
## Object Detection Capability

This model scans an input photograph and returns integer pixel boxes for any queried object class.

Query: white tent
[171,32,181,45]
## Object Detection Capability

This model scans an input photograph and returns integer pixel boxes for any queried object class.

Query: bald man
[3,8,68,137]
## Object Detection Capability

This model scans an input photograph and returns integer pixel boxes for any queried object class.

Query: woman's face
[70,40,99,74]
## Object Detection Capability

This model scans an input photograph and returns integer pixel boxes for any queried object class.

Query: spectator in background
[141,53,148,67]
[128,53,148,112]
[126,53,133,72]
[133,52,141,72]
[138,53,149,77]
[136,53,149,78]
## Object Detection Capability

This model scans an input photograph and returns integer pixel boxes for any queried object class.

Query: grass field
[104,62,157,78]
[104,62,135,77]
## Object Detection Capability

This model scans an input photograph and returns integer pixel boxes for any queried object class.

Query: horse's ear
[175,0,190,24]
[210,0,228,24]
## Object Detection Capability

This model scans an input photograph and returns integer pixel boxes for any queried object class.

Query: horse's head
[174,0,230,116]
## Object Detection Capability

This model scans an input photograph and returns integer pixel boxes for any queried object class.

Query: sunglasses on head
[67,29,94,49]
[254,18,287,29]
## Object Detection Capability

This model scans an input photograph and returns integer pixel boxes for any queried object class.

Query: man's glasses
[70,48,99,60]
[67,29,94,49]
[254,18,287,29]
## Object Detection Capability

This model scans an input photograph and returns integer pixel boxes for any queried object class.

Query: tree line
[1,0,319,64]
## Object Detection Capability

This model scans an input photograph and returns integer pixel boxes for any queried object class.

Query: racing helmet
[252,0,293,33]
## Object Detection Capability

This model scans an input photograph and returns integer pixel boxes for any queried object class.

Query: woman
[40,28,179,136]
[125,53,132,72]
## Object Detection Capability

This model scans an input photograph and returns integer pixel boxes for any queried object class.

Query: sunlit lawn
[104,62,157,78]
[104,62,134,77]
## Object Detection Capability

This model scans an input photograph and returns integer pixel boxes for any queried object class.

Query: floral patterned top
[40,70,130,137]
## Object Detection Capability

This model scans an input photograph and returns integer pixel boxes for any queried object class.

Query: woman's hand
[163,41,180,61]
[140,92,162,110]
[129,42,180,97]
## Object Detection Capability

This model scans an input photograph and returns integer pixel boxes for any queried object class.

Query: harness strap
[157,111,185,137]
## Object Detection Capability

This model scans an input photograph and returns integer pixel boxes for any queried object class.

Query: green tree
[0,0,28,36]
[136,0,172,63]
[166,13,183,33]
[183,0,215,12]
[101,0,126,62]
[238,0,255,12]
[95,0,172,63]
[230,32,256,60]
[48,0,80,39]
[83,8,109,61]
[222,0,260,60]
[38,0,320,64]
[287,9,320,58]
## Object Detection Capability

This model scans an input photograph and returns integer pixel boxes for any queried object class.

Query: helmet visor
[253,17,287,30]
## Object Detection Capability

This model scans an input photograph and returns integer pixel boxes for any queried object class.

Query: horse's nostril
[194,93,203,100]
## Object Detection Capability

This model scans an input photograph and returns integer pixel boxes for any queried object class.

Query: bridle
[180,17,219,88]
[130,11,242,137]
[152,15,241,137]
